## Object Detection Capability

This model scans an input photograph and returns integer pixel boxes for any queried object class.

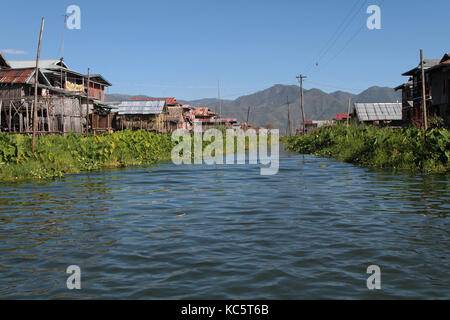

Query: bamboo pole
[420,49,428,130]
[46,100,51,133]
[51,99,55,132]
[347,97,351,127]
[86,68,90,136]
[297,74,307,135]
[25,101,29,132]
[32,18,45,153]
[9,101,12,132]
[62,98,65,134]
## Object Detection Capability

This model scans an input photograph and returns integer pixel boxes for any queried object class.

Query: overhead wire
[303,0,368,74]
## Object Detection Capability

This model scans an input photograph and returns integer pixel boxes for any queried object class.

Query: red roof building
[333,113,350,121]
[0,68,35,84]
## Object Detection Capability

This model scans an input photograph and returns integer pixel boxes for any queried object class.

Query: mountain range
[106,85,401,131]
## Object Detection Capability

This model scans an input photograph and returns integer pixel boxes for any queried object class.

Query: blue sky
[1,0,449,100]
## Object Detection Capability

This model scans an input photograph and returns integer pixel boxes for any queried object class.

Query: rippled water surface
[0,149,449,299]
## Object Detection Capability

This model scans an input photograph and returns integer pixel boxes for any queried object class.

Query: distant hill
[106,85,401,130]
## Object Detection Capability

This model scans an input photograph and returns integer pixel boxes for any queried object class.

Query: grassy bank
[0,131,174,181]
[0,129,270,181]
[282,124,449,173]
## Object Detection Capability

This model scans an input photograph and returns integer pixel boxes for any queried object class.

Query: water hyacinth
[0,130,175,181]
[282,124,449,173]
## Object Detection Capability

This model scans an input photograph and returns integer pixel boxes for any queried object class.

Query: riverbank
[282,124,449,173]
[0,130,262,181]
[0,131,174,181]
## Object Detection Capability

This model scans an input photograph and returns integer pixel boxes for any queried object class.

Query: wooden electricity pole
[246,106,251,124]
[32,17,45,153]
[420,49,428,130]
[287,96,292,136]
[296,74,307,134]
[86,68,90,136]
[347,97,352,127]
[217,80,222,118]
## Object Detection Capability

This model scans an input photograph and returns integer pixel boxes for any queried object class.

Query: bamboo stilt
[9,101,12,132]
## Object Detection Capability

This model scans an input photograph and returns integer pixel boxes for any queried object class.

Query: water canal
[0,148,448,299]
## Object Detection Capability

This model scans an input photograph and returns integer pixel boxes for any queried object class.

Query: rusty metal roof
[194,107,217,117]
[0,68,34,84]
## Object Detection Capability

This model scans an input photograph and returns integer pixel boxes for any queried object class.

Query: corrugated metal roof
[0,68,34,84]
[355,103,402,121]
[87,74,112,86]
[130,97,180,105]
[118,100,166,115]
[7,59,68,69]
[402,59,441,76]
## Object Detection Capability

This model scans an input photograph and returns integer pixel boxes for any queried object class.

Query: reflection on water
[0,150,449,299]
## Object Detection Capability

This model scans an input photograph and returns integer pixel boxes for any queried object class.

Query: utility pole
[60,14,68,89]
[287,96,291,136]
[60,14,68,60]
[296,74,307,134]
[347,97,352,127]
[420,49,428,130]
[32,17,45,153]
[86,68,90,136]
[217,80,222,118]
[246,106,251,124]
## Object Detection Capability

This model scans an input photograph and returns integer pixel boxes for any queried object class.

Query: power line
[303,0,362,73]
[318,0,385,70]
[303,0,368,74]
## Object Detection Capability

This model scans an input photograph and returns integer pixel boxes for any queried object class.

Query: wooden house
[0,53,111,134]
[399,57,442,127]
[426,53,450,126]
[117,99,168,132]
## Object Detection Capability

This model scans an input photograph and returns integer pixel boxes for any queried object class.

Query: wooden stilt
[51,99,55,132]
[19,113,23,133]
[9,101,12,132]
[62,98,65,134]
[25,101,29,132]
[46,101,51,133]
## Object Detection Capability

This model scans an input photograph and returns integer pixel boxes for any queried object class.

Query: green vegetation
[282,124,449,173]
[0,129,272,181]
[0,131,174,181]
